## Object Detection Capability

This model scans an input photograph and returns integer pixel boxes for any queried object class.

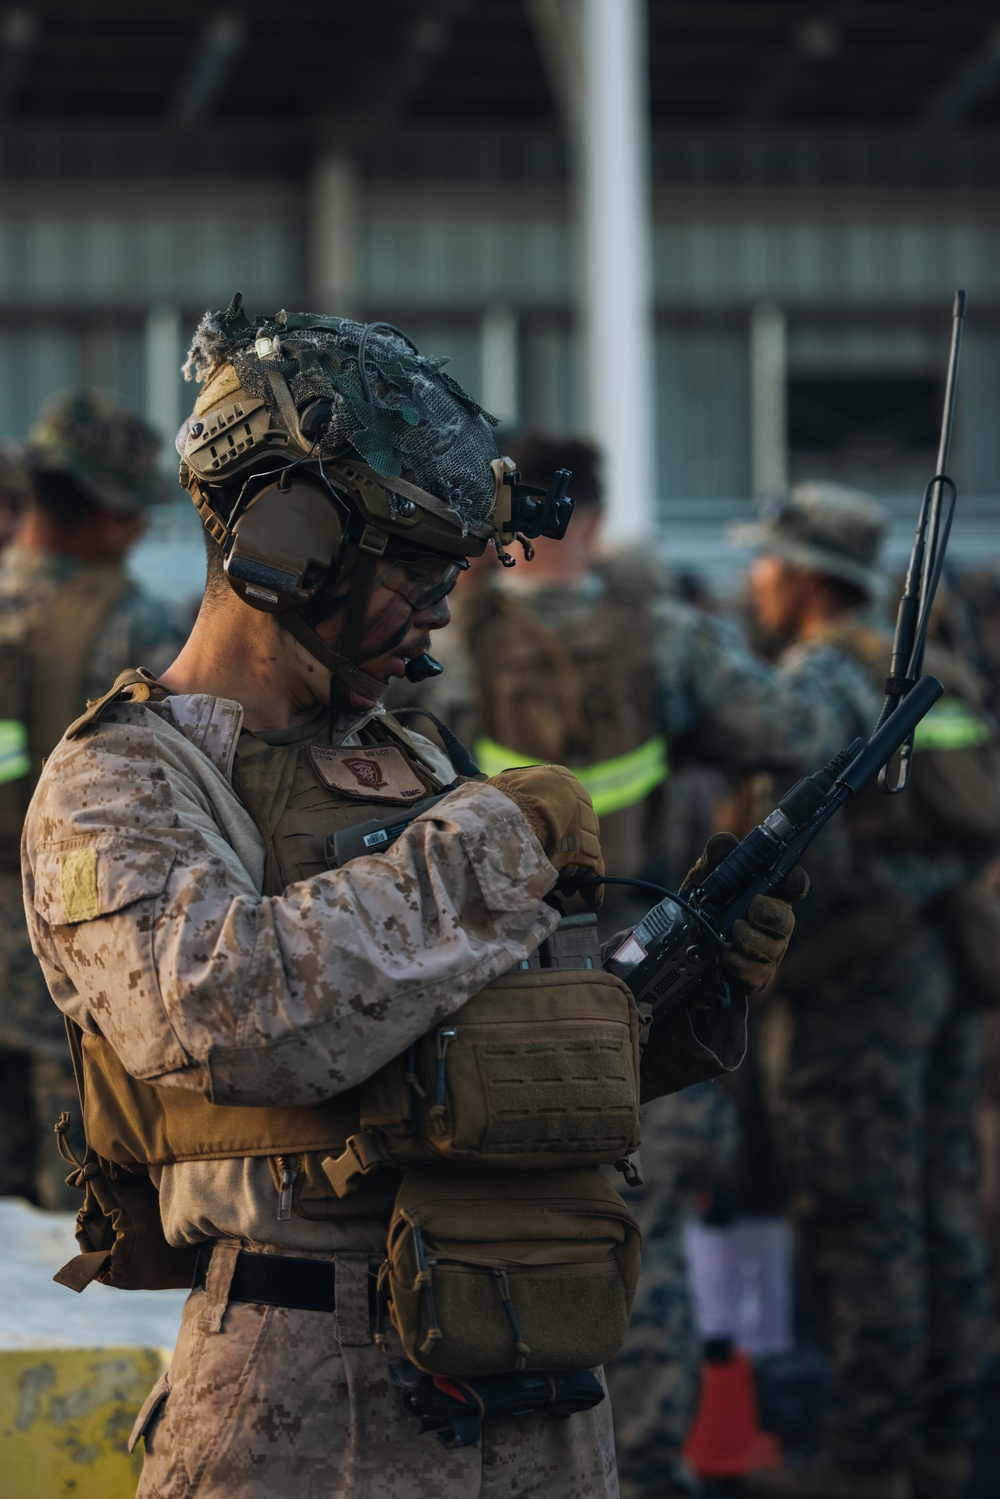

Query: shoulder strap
[64,667,160,741]
[27,564,132,765]
[804,616,888,675]
[378,714,458,788]
[465,588,589,750]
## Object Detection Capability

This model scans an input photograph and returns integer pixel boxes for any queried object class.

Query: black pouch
[390,1357,605,1449]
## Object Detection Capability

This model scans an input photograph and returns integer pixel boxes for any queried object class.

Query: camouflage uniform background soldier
[735,484,995,1499]
[0,388,187,1209]
[609,1082,740,1498]
[392,433,856,1498]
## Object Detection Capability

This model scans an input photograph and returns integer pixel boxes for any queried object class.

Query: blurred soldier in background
[396,433,853,1499]
[0,441,30,552]
[738,484,996,1499]
[0,388,187,1209]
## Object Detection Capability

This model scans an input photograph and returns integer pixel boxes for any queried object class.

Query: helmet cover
[180,293,499,546]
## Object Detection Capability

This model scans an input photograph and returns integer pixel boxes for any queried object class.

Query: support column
[144,303,182,465]
[580,0,655,539]
[480,305,519,426]
[750,302,789,499]
[309,152,360,311]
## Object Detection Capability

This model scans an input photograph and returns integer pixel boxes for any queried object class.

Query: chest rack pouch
[321,918,641,1199]
[379,1166,641,1378]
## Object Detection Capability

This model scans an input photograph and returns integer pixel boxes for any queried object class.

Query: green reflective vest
[475,734,670,818]
[912,696,991,753]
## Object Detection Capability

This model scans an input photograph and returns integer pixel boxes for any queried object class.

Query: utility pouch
[326,959,641,1196]
[53,1126,197,1292]
[380,1166,641,1377]
[53,1018,198,1293]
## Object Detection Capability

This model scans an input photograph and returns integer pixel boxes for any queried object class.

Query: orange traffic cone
[683,1339,783,1480]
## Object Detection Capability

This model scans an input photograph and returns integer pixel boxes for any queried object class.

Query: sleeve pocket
[33,837,175,927]
[33,836,186,1079]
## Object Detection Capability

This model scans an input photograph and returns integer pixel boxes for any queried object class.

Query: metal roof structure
[0,1,999,182]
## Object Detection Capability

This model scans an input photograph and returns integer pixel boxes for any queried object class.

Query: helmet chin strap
[281,542,388,711]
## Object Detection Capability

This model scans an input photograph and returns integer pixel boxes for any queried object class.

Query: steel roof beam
[0,10,37,115]
[171,14,245,127]
[925,27,1000,120]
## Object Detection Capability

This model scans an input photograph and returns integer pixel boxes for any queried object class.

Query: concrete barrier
[0,1199,186,1497]
[1,1346,167,1496]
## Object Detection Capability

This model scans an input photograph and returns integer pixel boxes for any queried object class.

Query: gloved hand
[681,832,809,998]
[485,764,604,909]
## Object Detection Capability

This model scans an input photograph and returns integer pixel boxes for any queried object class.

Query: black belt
[194,1245,378,1320]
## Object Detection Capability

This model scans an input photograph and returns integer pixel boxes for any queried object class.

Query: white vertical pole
[480,305,519,425]
[145,302,182,468]
[580,0,655,539]
[750,302,789,498]
[310,152,360,309]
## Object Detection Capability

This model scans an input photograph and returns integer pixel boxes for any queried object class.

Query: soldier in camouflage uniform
[610,1084,740,1498]
[0,440,30,551]
[0,389,187,1209]
[738,485,995,1499]
[395,435,847,1499]
[20,303,805,1499]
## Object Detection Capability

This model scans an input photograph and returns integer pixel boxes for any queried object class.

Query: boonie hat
[26,388,171,514]
[730,481,887,598]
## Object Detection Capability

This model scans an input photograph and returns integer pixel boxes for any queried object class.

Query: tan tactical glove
[681,832,810,998]
[485,764,605,909]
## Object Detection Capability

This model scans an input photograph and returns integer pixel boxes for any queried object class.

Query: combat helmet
[177,293,573,704]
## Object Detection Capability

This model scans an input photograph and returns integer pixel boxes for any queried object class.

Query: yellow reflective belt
[0,719,30,785]
[474,734,670,817]
[912,696,991,753]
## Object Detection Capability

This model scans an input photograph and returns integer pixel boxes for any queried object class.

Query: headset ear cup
[224,475,347,613]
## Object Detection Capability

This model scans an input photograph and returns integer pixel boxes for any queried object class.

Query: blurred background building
[0,0,998,598]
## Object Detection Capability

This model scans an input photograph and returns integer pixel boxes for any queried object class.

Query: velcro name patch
[60,847,99,923]
[308,744,431,802]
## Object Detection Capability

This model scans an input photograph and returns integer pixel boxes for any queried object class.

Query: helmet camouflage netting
[183,293,499,535]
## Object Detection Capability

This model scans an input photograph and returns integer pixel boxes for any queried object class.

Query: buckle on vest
[321,1131,388,1199]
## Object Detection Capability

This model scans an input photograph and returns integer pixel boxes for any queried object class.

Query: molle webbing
[81,1031,359,1168]
[474,734,669,818]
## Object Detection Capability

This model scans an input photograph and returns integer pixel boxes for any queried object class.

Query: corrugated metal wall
[0,215,298,440]
[0,217,297,305]
[361,218,1000,307]
[0,205,994,510]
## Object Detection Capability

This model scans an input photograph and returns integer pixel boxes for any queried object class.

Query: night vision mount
[490,459,575,565]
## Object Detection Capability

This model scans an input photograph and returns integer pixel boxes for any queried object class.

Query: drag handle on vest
[604,675,944,1033]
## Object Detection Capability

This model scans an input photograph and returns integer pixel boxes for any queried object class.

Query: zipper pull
[405,1042,428,1100]
[429,1028,457,1135]
[277,1157,299,1221]
[494,1267,531,1370]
